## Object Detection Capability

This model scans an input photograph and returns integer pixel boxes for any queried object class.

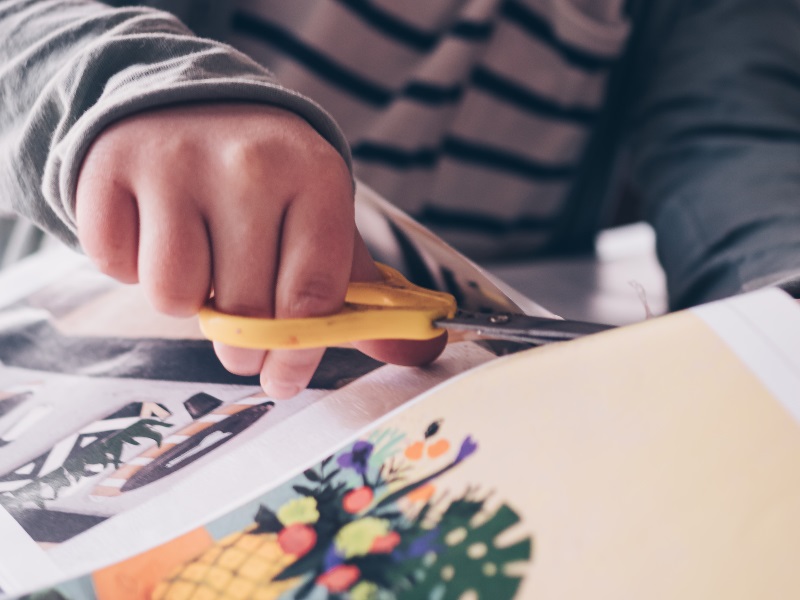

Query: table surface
[486,222,667,326]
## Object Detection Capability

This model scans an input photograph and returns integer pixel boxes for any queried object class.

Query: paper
[7,288,800,599]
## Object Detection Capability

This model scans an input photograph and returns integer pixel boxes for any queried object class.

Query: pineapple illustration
[151,427,532,600]
[152,524,301,600]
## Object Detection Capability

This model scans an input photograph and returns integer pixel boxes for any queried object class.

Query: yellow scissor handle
[197,263,457,350]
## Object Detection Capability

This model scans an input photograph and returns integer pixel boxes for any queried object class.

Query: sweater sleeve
[0,0,352,248]
[627,0,800,308]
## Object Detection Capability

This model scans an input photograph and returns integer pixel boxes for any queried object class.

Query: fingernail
[263,380,301,399]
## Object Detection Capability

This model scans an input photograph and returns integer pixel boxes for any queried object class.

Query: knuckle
[279,278,343,319]
[160,134,195,161]
[221,138,273,177]
[218,122,352,202]
[308,140,348,174]
[221,139,253,170]
[311,153,353,199]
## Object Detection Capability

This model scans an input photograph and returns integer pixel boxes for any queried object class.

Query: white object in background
[487,222,667,325]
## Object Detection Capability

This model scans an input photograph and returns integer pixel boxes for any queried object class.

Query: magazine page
[0,214,533,597]
[11,288,800,599]
[354,182,555,318]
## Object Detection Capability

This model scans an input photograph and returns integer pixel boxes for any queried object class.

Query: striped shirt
[6,0,797,308]
[223,0,631,258]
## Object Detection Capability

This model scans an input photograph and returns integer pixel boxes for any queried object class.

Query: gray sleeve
[0,0,352,249]
[627,0,800,308]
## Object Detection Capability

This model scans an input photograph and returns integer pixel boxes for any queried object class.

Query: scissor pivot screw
[489,313,511,324]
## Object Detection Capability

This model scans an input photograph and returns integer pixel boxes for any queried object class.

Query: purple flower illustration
[323,543,345,571]
[455,436,478,463]
[393,528,441,561]
[337,440,374,475]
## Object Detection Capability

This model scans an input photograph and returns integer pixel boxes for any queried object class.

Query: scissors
[198,263,613,349]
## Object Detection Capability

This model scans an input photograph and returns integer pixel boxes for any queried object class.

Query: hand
[75,102,446,398]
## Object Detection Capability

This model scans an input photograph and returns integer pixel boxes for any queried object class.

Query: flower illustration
[405,438,451,461]
[343,486,374,514]
[277,496,319,525]
[323,543,345,571]
[316,564,361,593]
[406,482,436,503]
[350,580,380,600]
[335,517,391,558]
[394,528,441,561]
[337,440,374,475]
[455,435,478,463]
[369,530,401,554]
[153,423,532,600]
[277,523,317,557]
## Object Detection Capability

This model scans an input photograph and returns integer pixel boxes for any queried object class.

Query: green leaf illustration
[0,419,171,508]
[395,501,532,600]
[253,504,283,534]
[304,468,322,482]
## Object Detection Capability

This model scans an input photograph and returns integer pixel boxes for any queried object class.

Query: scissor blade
[434,310,614,345]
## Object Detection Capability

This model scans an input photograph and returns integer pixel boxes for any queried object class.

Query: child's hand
[75,102,445,398]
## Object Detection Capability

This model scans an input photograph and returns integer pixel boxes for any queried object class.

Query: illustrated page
[11,288,800,600]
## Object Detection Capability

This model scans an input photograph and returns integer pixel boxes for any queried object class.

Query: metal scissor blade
[434,310,615,345]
